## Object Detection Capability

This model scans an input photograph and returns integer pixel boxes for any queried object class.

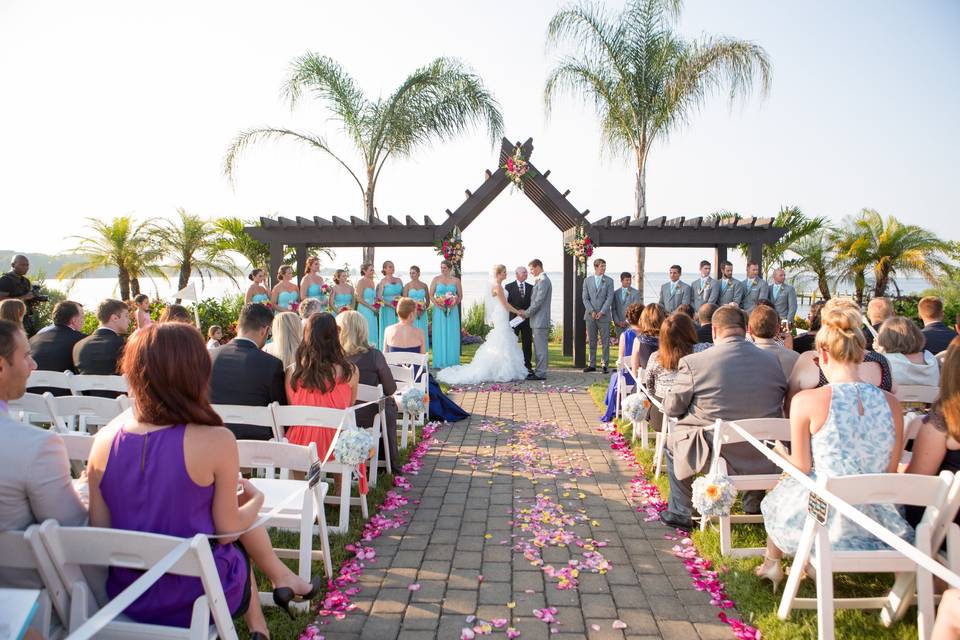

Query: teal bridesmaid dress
[277,290,299,311]
[407,288,430,350]
[251,293,269,304]
[306,282,328,310]
[431,282,460,368]
[359,288,379,348]
[379,281,403,347]
[332,292,354,315]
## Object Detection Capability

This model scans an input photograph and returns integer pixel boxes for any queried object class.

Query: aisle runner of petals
[446,381,584,394]
[601,422,761,640]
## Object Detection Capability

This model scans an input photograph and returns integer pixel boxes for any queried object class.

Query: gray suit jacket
[769,281,798,324]
[526,273,552,330]
[741,277,770,312]
[717,278,744,306]
[691,276,719,308]
[663,336,787,479]
[0,411,87,587]
[659,281,693,313]
[582,274,615,320]
[611,286,641,325]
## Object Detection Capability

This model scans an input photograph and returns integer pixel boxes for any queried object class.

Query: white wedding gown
[436,284,529,384]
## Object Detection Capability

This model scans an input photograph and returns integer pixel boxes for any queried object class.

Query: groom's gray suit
[583,274,615,368]
[525,273,552,377]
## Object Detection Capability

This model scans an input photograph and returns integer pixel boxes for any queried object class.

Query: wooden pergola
[247,137,786,367]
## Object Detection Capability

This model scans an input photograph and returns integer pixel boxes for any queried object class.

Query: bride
[436,264,530,384]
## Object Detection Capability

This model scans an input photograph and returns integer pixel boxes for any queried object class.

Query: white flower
[622,394,648,423]
[334,427,374,466]
[401,387,426,414]
[691,473,738,518]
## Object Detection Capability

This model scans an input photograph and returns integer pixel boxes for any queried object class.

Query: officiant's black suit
[506,279,533,371]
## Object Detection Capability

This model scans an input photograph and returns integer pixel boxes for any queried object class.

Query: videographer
[0,255,47,336]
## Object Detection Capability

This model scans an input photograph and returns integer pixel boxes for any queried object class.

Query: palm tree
[211,216,333,276]
[158,209,240,300]
[709,207,827,276]
[545,0,771,299]
[832,217,872,305]
[225,54,504,265]
[783,229,838,301]
[57,216,164,301]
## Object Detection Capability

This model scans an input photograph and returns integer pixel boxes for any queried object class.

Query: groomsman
[769,268,798,327]
[659,265,693,313]
[717,260,744,306]
[611,272,641,338]
[690,260,719,307]
[582,258,615,373]
[505,266,534,373]
[741,261,770,312]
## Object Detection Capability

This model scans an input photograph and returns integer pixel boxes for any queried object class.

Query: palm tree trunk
[362,172,376,266]
[118,268,131,302]
[874,269,890,299]
[634,150,647,303]
[130,277,141,298]
[176,263,191,303]
[817,273,831,300]
[854,271,865,306]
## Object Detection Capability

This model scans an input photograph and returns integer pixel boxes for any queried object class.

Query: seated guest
[158,303,192,324]
[0,299,26,329]
[660,306,787,530]
[788,299,894,413]
[383,298,468,424]
[263,311,302,370]
[86,323,317,633]
[674,303,696,321]
[0,319,86,589]
[206,325,223,350]
[792,301,825,354]
[298,297,323,323]
[600,302,644,422]
[73,299,129,396]
[629,303,666,372]
[696,303,717,344]
[337,310,402,475]
[865,296,894,350]
[875,316,940,386]
[920,296,958,355]
[644,313,702,432]
[209,304,286,440]
[749,305,800,380]
[28,301,86,395]
[755,308,909,588]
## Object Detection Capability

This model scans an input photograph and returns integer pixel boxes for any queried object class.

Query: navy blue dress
[387,345,469,423]
[600,329,639,422]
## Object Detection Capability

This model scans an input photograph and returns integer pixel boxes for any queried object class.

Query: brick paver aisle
[318,371,731,640]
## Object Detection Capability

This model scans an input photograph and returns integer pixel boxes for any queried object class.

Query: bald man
[768,268,797,327]
[0,255,37,335]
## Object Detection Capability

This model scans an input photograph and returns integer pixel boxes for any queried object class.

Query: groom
[520,259,551,381]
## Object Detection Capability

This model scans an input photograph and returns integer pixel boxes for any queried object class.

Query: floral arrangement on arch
[691,472,738,518]
[502,144,535,191]
[434,226,464,277]
[564,226,594,277]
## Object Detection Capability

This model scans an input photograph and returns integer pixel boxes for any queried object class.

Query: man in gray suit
[0,320,87,588]
[741,261,770,313]
[716,260,744,307]
[691,260,719,308]
[522,259,552,381]
[582,258,615,373]
[659,307,787,530]
[659,265,693,314]
[768,267,798,327]
[611,272,641,338]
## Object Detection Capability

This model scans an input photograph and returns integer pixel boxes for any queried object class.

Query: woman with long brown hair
[299,256,327,308]
[85,323,318,635]
[643,313,702,431]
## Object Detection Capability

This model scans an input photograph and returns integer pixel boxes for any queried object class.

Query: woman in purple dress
[86,323,319,636]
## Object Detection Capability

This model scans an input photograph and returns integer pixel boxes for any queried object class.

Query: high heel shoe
[754,555,785,593]
[272,574,324,619]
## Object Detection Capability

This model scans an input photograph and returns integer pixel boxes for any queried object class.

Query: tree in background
[715,206,829,275]
[158,209,240,301]
[57,216,164,301]
[212,216,334,280]
[224,53,504,266]
[545,0,771,300]
[784,229,838,301]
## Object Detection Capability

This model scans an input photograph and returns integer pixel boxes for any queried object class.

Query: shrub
[188,295,245,340]
[462,301,490,338]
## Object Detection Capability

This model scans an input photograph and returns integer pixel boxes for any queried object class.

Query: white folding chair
[27,369,74,395]
[895,385,940,405]
[0,526,67,639]
[937,350,948,366]
[613,359,636,421]
[238,440,333,606]
[389,364,425,449]
[640,388,676,479]
[38,520,238,639]
[7,392,53,426]
[356,384,387,484]
[211,403,280,441]
[43,393,129,434]
[270,404,369,534]
[384,351,429,382]
[778,472,959,640]
[70,374,129,396]
[702,418,793,556]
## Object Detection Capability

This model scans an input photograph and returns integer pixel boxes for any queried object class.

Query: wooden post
[574,264,586,369]
[269,242,284,290]
[563,252,573,357]
[714,246,728,280]
[295,244,307,286]
[749,243,763,271]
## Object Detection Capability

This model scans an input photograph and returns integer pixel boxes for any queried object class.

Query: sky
[1,0,958,280]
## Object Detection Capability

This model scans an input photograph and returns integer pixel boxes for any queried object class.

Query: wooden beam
[715,246,728,280]
[269,242,284,289]
[405,216,420,227]
[294,244,307,284]
[563,252,573,358]
[573,264,586,369]
[561,189,570,198]
[465,189,472,198]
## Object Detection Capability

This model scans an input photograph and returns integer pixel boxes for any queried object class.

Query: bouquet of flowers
[288,301,300,313]
[564,226,594,277]
[691,473,738,518]
[334,426,374,467]
[389,297,400,310]
[400,387,427,414]
[622,393,650,424]
[319,283,332,296]
[434,292,457,316]
[503,144,535,191]
[434,227,464,277]
[339,305,352,313]
[372,297,383,312]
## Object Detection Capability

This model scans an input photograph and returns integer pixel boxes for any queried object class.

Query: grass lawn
[587,383,920,640]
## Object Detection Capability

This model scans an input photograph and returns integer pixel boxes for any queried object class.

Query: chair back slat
[70,374,129,394]
[895,385,939,405]
[356,384,383,403]
[27,369,74,391]
[824,472,949,508]
[60,432,95,462]
[237,440,317,474]
[8,392,50,418]
[211,404,276,428]
[720,419,792,447]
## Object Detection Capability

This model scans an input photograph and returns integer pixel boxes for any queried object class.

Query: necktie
[520,282,524,297]
[670,282,677,296]
[622,289,626,301]
[595,276,601,289]
[773,285,780,299]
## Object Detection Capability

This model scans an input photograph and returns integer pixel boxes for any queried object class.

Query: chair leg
[814,526,836,640]
[298,494,312,582]
[313,486,333,579]
[400,412,409,449]
[779,520,816,620]
[640,420,649,450]
[339,472,351,533]
[381,416,392,471]
[653,432,665,479]
[368,423,380,487]
[719,514,732,554]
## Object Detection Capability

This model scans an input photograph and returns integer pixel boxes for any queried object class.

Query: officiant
[506,266,533,373]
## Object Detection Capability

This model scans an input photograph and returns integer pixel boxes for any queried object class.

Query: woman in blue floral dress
[756,306,911,590]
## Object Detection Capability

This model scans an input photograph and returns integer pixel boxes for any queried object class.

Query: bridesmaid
[271,265,300,311]
[403,265,430,351]
[245,268,270,304]
[355,262,379,348]
[299,256,327,308]
[430,260,462,368]
[377,261,404,348]
[329,269,355,315]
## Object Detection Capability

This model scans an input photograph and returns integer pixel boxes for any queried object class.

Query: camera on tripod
[31,284,49,303]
